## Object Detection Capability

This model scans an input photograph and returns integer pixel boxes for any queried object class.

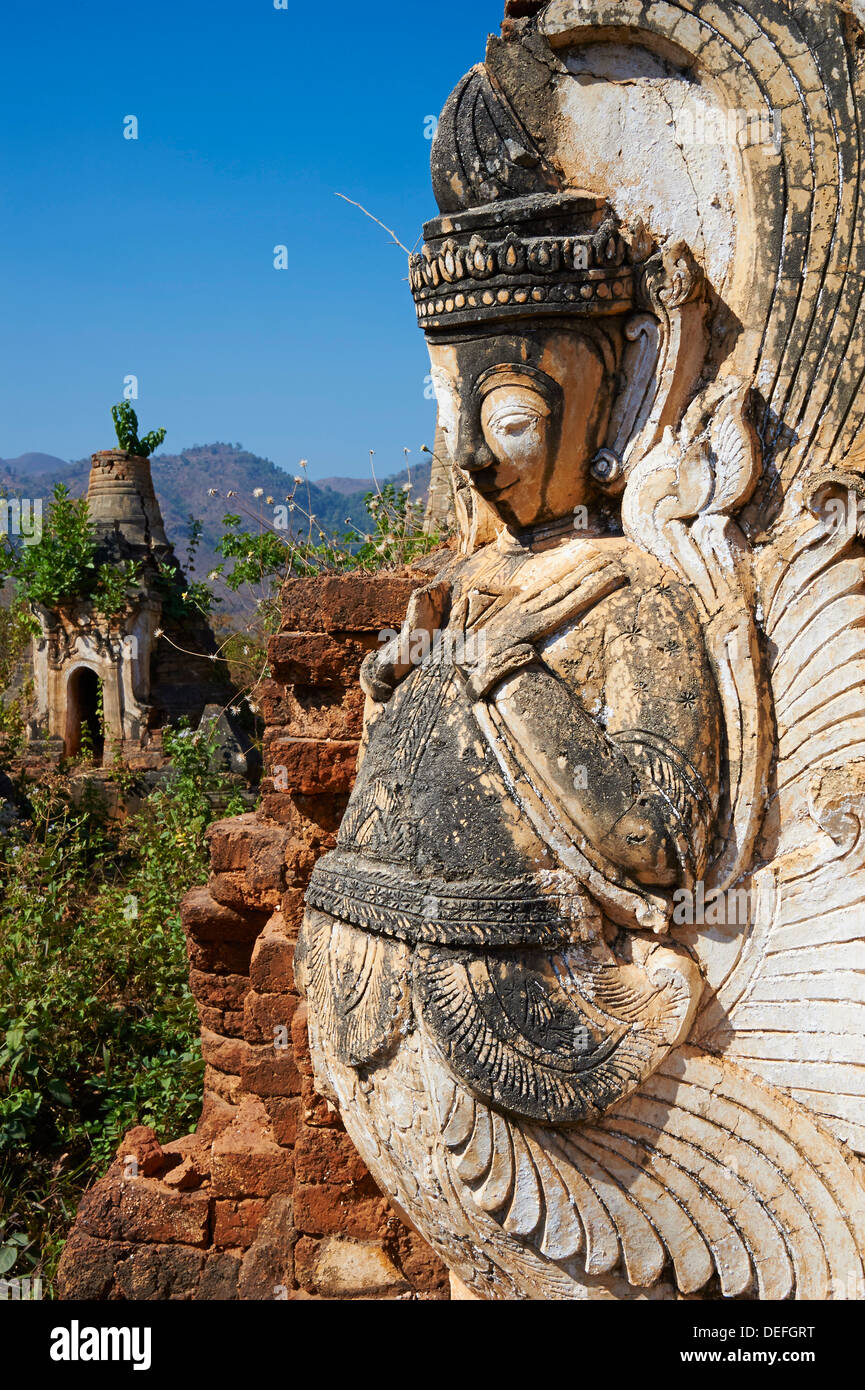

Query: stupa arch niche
[297,0,865,1301]
[64,665,105,762]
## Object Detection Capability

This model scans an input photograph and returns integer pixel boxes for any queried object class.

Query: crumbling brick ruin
[56,570,449,1300]
[28,447,228,772]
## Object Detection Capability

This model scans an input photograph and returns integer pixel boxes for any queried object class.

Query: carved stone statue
[298,0,865,1299]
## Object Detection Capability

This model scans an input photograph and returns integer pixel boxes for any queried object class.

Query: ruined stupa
[28,444,228,767]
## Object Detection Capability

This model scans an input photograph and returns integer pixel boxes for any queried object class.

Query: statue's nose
[458,419,495,473]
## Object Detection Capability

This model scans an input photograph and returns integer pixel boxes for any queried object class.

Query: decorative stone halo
[410,192,634,331]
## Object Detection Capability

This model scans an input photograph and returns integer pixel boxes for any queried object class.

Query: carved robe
[298,532,727,1291]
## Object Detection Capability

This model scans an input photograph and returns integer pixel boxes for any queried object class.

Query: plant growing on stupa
[0,485,144,617]
[110,401,166,458]
[0,484,97,608]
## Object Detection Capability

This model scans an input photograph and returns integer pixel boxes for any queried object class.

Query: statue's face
[427,327,615,530]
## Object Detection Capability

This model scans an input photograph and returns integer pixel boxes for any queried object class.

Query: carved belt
[305,853,592,948]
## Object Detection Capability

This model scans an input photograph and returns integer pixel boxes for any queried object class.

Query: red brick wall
[57,572,449,1301]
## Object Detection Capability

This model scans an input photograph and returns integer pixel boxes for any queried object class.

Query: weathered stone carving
[298,0,865,1299]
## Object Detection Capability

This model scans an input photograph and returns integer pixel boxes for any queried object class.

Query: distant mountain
[315,476,371,496]
[0,452,74,479]
[1,443,431,618]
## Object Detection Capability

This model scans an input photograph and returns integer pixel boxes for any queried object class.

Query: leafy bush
[0,484,97,609]
[0,599,39,755]
[210,466,445,639]
[93,559,144,619]
[0,724,243,1287]
[351,480,442,570]
[111,401,166,459]
[0,485,146,620]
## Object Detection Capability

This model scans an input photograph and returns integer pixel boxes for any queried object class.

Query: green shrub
[0,599,39,755]
[92,559,144,619]
[212,471,445,640]
[0,723,243,1288]
[0,485,145,620]
[0,484,97,609]
[110,402,166,458]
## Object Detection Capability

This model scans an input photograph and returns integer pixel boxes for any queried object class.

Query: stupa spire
[86,449,169,552]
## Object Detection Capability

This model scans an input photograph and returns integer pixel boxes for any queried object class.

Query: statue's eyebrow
[474,363,562,410]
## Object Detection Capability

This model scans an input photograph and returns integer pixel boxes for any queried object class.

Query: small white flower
[402,483,412,492]
[227,490,236,498]
[293,475,303,484]
[299,459,308,470]
[207,570,218,581]
[208,488,218,497]
[266,495,274,505]
[155,627,164,637]
[230,705,240,715]
[253,487,264,498]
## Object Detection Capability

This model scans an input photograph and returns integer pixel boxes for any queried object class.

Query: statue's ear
[592,242,709,494]
[591,312,662,493]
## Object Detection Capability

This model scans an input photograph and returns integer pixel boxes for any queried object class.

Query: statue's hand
[458,559,627,701]
[360,579,451,702]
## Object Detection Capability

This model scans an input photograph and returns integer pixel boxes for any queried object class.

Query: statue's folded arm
[485,578,721,890]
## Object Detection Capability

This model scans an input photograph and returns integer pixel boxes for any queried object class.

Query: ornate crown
[410,192,635,331]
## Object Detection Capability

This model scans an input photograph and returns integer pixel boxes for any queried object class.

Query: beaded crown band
[410,192,635,332]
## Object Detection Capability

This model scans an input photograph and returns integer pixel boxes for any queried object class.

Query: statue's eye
[488,410,542,436]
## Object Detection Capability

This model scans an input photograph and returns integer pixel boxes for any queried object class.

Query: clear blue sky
[0,0,503,479]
